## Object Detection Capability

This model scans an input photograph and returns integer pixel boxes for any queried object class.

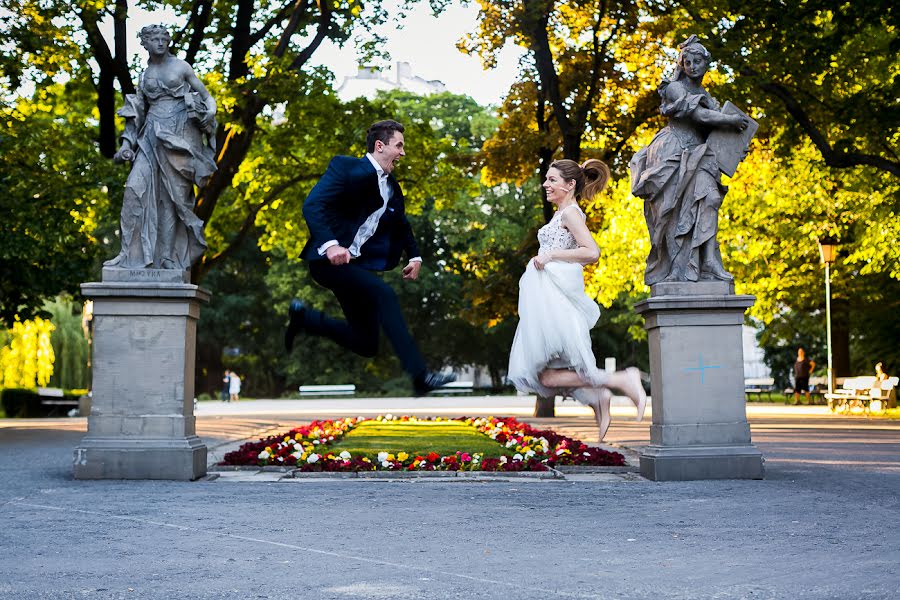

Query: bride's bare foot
[579,388,612,441]
[624,367,647,422]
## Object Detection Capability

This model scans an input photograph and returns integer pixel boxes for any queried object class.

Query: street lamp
[818,237,838,394]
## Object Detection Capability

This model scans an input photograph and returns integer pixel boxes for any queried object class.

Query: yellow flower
[397,452,409,462]
[387,453,396,461]
[521,446,532,453]
[294,433,303,441]
[362,457,371,463]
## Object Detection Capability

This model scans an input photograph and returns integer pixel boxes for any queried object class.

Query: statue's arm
[182,62,217,120]
[662,82,746,131]
[114,88,146,163]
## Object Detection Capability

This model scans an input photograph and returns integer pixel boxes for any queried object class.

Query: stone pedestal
[74,280,210,480]
[634,286,764,481]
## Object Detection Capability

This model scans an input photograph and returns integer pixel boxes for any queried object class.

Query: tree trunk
[831,299,851,377]
[97,69,117,158]
[534,395,556,417]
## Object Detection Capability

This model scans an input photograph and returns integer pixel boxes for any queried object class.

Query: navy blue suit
[300,155,426,378]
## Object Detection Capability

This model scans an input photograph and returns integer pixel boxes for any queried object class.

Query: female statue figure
[630,35,749,285]
[105,24,217,270]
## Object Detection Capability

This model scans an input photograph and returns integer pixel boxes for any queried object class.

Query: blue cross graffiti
[683,354,721,384]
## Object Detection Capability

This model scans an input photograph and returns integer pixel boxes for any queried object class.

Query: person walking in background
[221,370,231,402]
[793,348,815,405]
[285,119,455,396]
[228,371,241,402]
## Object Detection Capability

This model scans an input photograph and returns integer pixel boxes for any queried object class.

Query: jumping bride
[507,159,647,440]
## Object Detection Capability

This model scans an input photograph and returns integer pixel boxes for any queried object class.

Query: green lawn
[328,420,510,458]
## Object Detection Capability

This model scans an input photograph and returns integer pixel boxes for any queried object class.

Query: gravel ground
[1,413,899,600]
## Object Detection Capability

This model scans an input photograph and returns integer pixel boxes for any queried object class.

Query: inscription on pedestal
[102,266,190,284]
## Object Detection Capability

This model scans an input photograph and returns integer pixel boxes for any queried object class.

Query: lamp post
[818,237,838,394]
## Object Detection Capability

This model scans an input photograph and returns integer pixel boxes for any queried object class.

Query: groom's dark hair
[366,120,405,152]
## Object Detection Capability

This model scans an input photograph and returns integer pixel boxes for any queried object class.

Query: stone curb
[207,464,632,480]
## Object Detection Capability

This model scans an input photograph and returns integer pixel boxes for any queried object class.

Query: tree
[0,316,55,388]
[0,80,118,326]
[678,0,900,178]
[1,0,387,294]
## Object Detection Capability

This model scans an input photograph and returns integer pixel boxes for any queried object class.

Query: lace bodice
[537,204,584,254]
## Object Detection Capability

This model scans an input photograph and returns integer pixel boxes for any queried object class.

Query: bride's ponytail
[580,159,610,201]
[548,158,611,201]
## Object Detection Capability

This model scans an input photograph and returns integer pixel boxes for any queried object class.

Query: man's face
[798,350,805,360]
[375,131,405,174]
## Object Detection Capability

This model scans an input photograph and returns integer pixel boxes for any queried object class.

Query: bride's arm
[545,210,600,265]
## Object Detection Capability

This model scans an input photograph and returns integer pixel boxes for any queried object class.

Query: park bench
[432,381,474,395]
[825,376,898,414]
[299,384,356,396]
[37,387,80,416]
[744,377,775,400]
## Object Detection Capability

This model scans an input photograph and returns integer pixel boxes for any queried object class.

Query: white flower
[556,448,566,456]
[377,452,389,463]
[312,439,320,445]
[525,450,535,459]
[276,456,284,462]
[257,450,270,460]
[339,451,352,460]
[513,453,523,461]
[500,456,508,464]
[384,413,394,421]
[381,460,392,468]
[307,453,320,464]
[291,452,302,460]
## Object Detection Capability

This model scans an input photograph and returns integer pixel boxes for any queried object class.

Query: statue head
[138,24,172,55]
[673,35,711,81]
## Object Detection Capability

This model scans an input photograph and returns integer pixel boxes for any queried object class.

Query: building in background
[336,62,446,101]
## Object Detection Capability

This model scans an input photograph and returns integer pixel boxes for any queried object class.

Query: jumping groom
[285,119,456,395]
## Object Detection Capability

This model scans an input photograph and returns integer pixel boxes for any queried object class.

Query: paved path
[2,399,899,599]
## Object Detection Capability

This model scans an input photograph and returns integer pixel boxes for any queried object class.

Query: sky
[114,1,525,106]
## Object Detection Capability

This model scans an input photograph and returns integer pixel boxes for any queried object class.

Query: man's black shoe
[413,371,458,396]
[284,299,306,353]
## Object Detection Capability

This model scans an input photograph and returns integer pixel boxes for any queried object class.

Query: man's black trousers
[307,260,427,379]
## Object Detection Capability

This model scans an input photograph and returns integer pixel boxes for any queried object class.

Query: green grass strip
[329,420,510,458]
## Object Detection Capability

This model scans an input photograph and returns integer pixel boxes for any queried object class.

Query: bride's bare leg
[538,368,586,389]
[543,368,647,422]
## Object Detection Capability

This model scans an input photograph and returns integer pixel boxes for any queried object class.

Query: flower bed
[221,415,625,472]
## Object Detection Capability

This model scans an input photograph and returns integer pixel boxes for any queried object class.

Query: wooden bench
[432,381,474,395]
[37,387,80,416]
[745,377,775,400]
[299,384,356,396]
[825,376,898,414]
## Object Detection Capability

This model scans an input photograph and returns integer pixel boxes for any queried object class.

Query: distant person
[793,348,815,405]
[221,370,231,402]
[229,371,241,402]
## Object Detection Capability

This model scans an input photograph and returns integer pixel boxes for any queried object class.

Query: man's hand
[402,261,421,280]
[326,245,351,266]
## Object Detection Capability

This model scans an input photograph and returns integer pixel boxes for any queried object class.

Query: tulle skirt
[507,261,609,401]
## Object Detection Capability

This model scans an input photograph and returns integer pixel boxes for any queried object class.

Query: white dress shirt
[317,153,421,263]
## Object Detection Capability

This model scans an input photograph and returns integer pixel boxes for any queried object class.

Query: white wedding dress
[507,204,609,401]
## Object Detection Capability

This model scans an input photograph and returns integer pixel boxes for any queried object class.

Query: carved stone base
[74,281,210,480]
[634,292,764,481]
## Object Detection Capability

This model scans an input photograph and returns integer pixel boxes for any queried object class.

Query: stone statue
[630,35,756,286]
[105,24,217,271]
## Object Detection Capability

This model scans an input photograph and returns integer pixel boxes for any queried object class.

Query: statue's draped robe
[114,75,215,269]
[629,80,727,284]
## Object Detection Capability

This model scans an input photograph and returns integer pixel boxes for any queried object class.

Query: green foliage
[0,80,118,325]
[0,314,55,388]
[45,297,90,390]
